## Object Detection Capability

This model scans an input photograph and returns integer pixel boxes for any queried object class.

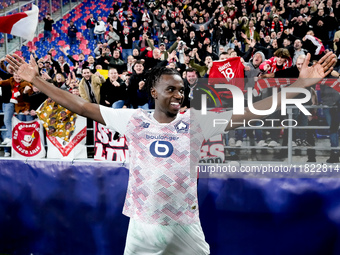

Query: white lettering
[281,87,312,115]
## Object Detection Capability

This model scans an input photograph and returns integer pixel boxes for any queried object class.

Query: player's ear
[151,87,157,99]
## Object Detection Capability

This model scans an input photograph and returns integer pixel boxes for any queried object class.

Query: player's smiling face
[151,74,185,123]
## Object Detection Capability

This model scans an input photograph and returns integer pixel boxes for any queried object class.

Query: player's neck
[153,111,177,123]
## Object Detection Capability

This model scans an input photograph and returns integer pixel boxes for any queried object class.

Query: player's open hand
[6,54,39,83]
[298,52,336,87]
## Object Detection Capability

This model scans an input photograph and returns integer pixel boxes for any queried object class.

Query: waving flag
[0,4,39,41]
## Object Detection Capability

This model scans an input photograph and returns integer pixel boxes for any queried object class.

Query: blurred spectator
[113,25,134,62]
[243,51,267,147]
[291,39,307,66]
[68,21,78,46]
[79,67,105,103]
[100,68,127,108]
[52,73,68,90]
[86,14,96,41]
[126,55,136,73]
[189,48,213,77]
[127,60,149,109]
[320,81,340,163]
[271,14,283,34]
[181,68,198,113]
[259,48,292,73]
[22,85,48,119]
[107,25,120,49]
[140,47,168,71]
[107,9,116,25]
[43,13,54,42]
[108,49,126,73]
[62,48,89,78]
[94,17,107,44]
[72,86,80,96]
[147,36,180,61]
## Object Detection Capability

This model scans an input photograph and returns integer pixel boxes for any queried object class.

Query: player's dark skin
[150,74,185,123]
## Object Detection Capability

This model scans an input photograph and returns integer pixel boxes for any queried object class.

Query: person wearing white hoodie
[94,16,106,44]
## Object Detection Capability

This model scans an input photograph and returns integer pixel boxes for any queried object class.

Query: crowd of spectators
[1,0,340,162]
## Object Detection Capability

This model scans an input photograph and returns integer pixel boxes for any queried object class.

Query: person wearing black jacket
[100,68,127,108]
[22,85,48,118]
[127,61,149,109]
[181,68,198,112]
[68,21,78,46]
[43,13,54,42]
[61,48,89,78]
[86,14,96,41]
[112,25,134,62]
[46,50,70,77]
[107,10,116,25]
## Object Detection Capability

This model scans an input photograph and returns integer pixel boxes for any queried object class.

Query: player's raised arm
[6,54,105,125]
[227,52,337,131]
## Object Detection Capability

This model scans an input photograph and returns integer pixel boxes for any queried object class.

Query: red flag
[0,4,39,41]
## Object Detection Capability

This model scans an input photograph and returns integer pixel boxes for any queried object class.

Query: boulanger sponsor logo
[146,134,179,141]
[12,122,42,156]
[150,141,173,158]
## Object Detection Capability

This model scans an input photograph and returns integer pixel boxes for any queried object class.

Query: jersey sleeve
[99,105,135,135]
[192,109,232,140]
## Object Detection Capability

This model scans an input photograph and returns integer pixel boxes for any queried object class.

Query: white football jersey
[100,106,231,225]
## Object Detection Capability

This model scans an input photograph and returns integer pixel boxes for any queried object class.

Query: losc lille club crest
[12,121,42,157]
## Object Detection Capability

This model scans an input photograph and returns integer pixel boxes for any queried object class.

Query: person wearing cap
[271,14,284,34]
[146,36,180,61]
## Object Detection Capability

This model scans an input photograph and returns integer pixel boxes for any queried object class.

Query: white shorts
[124,219,210,255]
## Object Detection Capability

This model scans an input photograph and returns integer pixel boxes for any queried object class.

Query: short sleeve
[99,105,135,135]
[191,109,232,140]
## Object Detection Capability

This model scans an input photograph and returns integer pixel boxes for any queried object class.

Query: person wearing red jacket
[259,48,292,73]
[0,72,33,153]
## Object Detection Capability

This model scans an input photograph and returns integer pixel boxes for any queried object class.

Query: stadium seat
[57,40,66,46]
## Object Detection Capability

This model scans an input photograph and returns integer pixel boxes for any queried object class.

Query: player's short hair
[145,67,181,98]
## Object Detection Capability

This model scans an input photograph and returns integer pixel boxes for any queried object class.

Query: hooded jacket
[0,77,33,113]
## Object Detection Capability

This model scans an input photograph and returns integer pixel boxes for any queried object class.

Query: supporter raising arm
[7,55,105,125]
[5,52,337,129]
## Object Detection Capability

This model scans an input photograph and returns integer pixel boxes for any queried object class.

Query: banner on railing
[94,122,129,162]
[200,134,225,163]
[46,116,87,159]
[12,117,46,158]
